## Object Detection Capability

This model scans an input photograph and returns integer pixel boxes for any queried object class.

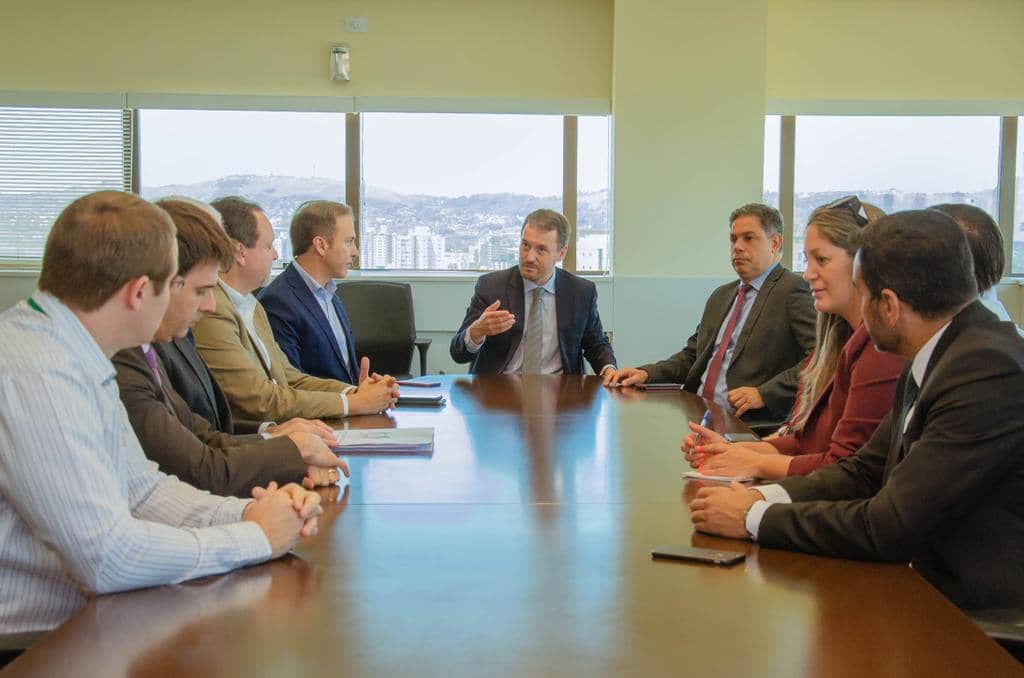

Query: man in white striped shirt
[0,191,322,636]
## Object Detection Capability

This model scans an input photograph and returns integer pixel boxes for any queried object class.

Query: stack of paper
[332,427,434,455]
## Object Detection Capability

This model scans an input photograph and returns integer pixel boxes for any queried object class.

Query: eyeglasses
[823,195,869,227]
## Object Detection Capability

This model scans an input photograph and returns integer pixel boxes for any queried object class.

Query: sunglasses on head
[823,195,869,227]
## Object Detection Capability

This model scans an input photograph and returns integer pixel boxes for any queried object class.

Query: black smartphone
[396,394,446,407]
[651,545,745,566]
[724,432,761,443]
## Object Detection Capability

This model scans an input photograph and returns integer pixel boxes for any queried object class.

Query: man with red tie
[608,204,816,428]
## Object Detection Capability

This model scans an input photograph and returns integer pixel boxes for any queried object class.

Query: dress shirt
[465,273,562,374]
[290,259,352,372]
[0,291,271,633]
[980,288,1024,336]
[699,263,777,406]
[744,320,952,539]
[219,279,273,381]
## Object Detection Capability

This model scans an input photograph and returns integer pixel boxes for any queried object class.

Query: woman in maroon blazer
[682,197,906,479]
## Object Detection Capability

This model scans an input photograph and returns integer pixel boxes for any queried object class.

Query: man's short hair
[211,196,263,248]
[523,209,571,249]
[156,198,235,277]
[38,191,176,312]
[729,203,784,237]
[930,203,1004,293]
[290,200,353,257]
[856,209,977,319]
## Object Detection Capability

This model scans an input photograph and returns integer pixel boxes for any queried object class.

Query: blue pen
[699,408,712,431]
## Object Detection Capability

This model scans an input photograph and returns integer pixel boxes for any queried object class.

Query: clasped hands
[682,421,764,539]
[243,481,324,558]
[348,356,401,415]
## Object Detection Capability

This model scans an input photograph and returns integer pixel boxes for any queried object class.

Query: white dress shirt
[744,321,951,539]
[219,279,273,378]
[0,291,271,633]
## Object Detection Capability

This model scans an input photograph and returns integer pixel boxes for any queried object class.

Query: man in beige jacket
[193,196,397,422]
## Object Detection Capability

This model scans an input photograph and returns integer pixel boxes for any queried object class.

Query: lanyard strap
[26,297,46,316]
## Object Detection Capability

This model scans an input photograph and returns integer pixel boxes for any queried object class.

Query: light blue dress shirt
[0,291,270,633]
[291,260,352,372]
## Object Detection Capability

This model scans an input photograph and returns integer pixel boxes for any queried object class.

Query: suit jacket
[449,267,616,375]
[112,346,306,498]
[153,335,260,435]
[640,265,816,422]
[768,323,906,476]
[759,301,1024,610]
[192,284,353,421]
[259,263,360,384]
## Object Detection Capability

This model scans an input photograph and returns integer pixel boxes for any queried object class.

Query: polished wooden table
[5,376,1020,676]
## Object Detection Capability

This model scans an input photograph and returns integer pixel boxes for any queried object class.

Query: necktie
[899,374,920,434]
[142,346,163,387]
[701,284,750,400]
[522,287,545,374]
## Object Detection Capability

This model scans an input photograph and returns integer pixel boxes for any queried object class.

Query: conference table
[4,375,1020,676]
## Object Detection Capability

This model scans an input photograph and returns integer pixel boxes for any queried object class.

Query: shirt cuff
[464,331,484,353]
[600,364,615,375]
[340,392,349,417]
[744,483,793,541]
[756,483,793,504]
[258,421,276,439]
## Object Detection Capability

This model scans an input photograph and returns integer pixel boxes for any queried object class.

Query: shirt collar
[292,260,337,297]
[218,279,255,314]
[743,261,778,293]
[523,269,557,295]
[29,290,116,384]
[910,321,953,388]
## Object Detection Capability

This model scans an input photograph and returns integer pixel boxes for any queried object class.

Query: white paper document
[682,470,754,483]
[332,427,434,454]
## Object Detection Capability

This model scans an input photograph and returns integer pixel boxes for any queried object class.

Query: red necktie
[701,284,750,400]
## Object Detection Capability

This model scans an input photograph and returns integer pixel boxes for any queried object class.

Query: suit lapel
[554,269,573,371]
[504,270,526,367]
[331,294,359,380]
[695,281,741,369]
[173,337,219,425]
[139,347,174,410]
[730,266,782,365]
[286,265,349,369]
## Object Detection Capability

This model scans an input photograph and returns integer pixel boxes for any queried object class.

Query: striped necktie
[522,287,545,374]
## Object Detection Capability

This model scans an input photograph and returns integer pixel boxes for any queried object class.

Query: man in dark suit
[609,203,816,426]
[114,198,347,497]
[689,210,1024,610]
[259,200,361,384]
[450,209,616,377]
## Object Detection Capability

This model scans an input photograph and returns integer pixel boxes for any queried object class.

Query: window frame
[767,112,1019,278]
[0,94,612,276]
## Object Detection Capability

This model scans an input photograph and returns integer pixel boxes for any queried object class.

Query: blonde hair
[788,200,885,432]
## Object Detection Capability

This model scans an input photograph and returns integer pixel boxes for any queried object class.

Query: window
[360,113,563,271]
[0,107,131,260]
[762,115,781,209]
[138,109,346,265]
[1014,117,1024,274]
[788,116,1000,270]
[577,116,611,273]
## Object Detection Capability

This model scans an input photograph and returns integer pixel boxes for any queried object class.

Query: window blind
[0,107,132,260]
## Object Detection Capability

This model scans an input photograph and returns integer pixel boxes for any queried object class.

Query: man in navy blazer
[260,201,362,385]
[450,209,617,378]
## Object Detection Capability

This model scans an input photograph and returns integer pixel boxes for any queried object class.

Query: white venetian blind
[0,107,132,260]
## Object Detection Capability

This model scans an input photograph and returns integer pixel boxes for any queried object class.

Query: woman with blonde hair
[682,196,906,479]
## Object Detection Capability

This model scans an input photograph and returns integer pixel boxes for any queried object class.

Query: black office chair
[970,609,1024,663]
[335,281,431,380]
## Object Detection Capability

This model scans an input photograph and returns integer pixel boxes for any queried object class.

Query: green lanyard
[26,297,46,316]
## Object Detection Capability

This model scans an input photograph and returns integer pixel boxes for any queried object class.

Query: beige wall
[0,0,612,100]
[766,0,1024,104]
